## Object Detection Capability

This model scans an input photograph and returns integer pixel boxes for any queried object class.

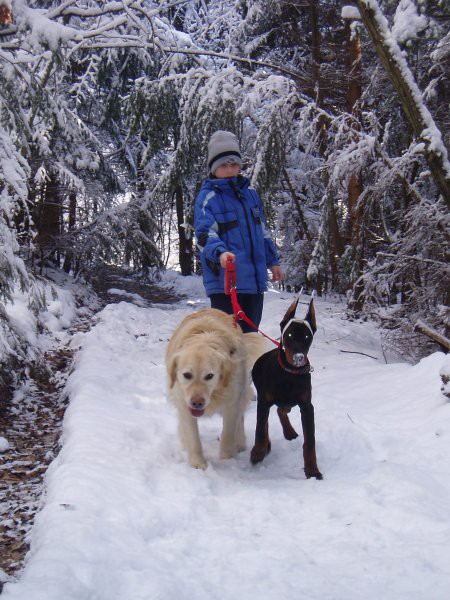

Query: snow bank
[3,278,78,354]
[159,269,206,298]
[439,354,450,399]
[3,293,450,600]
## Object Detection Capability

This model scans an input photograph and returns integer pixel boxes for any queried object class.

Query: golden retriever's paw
[189,455,207,470]
[219,446,237,460]
[236,441,246,453]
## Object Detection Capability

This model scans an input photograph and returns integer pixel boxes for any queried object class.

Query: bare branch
[340,350,379,359]
[414,321,450,351]
[376,252,449,268]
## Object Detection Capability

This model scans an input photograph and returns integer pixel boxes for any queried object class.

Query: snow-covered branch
[356,0,450,206]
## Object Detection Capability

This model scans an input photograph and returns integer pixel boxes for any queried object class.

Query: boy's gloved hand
[219,252,235,268]
[269,265,284,282]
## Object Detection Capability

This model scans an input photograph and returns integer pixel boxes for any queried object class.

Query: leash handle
[224,255,236,296]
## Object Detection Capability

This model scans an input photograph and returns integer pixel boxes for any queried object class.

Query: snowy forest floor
[0,320,86,583]
[1,269,449,600]
[0,267,181,587]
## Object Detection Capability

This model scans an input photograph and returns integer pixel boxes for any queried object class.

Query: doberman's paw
[250,440,271,464]
[305,469,323,480]
[250,447,265,464]
[277,408,299,440]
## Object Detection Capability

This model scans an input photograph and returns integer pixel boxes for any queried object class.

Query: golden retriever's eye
[204,373,214,381]
[183,372,193,380]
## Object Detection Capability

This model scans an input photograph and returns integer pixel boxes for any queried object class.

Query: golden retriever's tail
[243,332,270,369]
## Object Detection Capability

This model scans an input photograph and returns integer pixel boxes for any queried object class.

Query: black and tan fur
[250,298,322,479]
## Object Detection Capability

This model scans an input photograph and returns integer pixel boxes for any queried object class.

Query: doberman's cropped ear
[305,299,317,333]
[280,298,299,331]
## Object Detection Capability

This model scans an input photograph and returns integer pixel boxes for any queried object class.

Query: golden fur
[166,308,267,469]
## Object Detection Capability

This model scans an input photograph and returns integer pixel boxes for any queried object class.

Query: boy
[194,130,283,332]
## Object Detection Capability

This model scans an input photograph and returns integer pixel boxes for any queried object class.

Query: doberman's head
[279,297,316,367]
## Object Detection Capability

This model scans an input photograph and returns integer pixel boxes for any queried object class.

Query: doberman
[250,297,322,479]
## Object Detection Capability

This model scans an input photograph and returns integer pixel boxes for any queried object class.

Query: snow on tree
[0,0,448,376]
[355,0,450,206]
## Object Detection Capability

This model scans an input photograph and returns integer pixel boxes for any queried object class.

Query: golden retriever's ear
[220,366,231,389]
[168,354,178,388]
[219,356,233,389]
[221,330,240,360]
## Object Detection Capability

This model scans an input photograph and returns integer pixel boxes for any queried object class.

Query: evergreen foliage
[0,0,448,380]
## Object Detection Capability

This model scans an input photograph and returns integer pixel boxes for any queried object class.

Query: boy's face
[213,162,241,179]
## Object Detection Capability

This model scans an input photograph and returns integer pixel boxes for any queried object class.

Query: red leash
[224,255,237,297]
[224,257,280,347]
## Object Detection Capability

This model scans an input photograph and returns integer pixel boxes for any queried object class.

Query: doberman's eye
[183,372,193,380]
[204,373,214,381]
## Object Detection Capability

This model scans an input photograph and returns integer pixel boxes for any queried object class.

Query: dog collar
[277,350,313,375]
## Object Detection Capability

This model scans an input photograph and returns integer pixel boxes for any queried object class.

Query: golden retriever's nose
[190,395,206,410]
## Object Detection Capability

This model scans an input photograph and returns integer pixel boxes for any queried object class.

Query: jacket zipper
[229,180,261,293]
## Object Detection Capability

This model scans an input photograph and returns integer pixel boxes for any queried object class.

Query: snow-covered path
[3,281,450,600]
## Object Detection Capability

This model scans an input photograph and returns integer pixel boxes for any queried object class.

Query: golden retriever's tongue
[190,408,205,418]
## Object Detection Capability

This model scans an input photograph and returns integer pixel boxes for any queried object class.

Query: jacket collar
[203,175,250,192]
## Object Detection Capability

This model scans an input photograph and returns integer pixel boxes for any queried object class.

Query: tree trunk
[33,170,61,267]
[175,185,193,276]
[308,0,339,295]
[63,191,77,273]
[309,0,327,155]
[356,0,450,207]
[345,18,363,250]
[343,15,365,310]
[282,169,312,242]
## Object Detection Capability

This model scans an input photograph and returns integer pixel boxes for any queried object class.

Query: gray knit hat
[207,130,242,175]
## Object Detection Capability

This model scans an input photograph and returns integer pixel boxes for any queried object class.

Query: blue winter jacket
[194,175,279,295]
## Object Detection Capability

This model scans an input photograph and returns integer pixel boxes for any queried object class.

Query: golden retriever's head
[168,332,237,417]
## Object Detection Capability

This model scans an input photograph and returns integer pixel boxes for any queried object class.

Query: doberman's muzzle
[292,352,306,367]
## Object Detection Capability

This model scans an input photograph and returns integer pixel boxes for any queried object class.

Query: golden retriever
[166,308,267,469]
